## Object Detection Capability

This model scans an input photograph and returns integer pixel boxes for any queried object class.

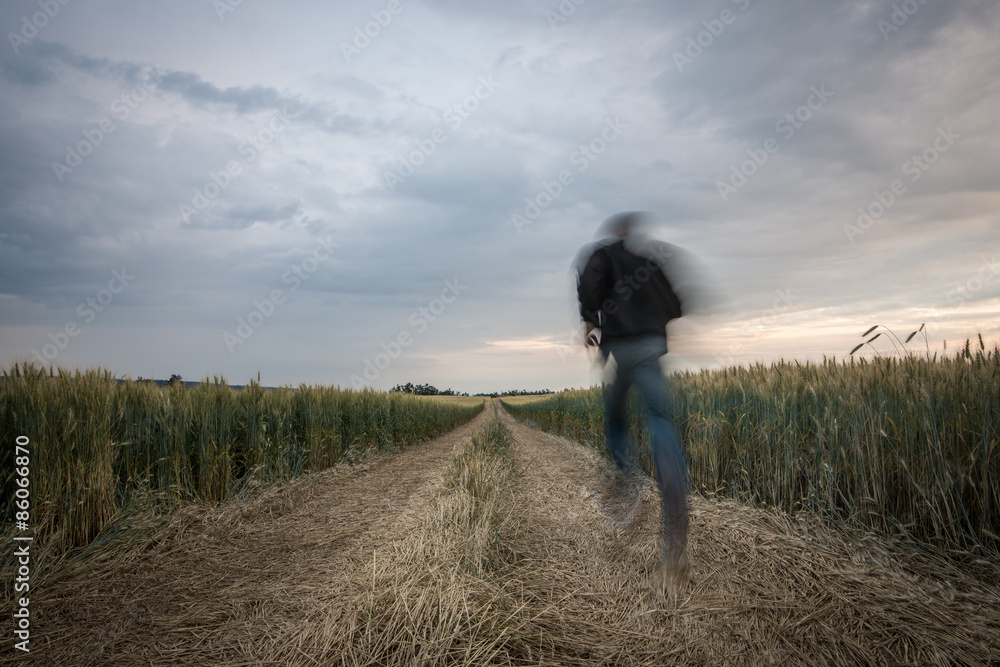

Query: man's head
[597,211,650,239]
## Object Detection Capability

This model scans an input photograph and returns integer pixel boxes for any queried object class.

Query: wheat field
[0,361,483,582]
[503,341,1000,566]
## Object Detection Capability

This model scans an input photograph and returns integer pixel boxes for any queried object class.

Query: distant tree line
[390,383,555,398]
[474,389,554,398]
[390,382,469,396]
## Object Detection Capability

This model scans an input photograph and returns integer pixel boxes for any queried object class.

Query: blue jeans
[602,336,689,561]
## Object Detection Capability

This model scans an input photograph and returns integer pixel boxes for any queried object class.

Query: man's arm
[577,247,608,330]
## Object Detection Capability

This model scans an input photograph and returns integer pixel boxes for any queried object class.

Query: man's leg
[602,350,632,475]
[596,347,648,526]
[630,344,689,572]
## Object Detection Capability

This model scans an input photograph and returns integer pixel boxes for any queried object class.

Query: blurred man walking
[574,211,690,586]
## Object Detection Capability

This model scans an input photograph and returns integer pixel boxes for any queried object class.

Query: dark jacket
[576,237,683,349]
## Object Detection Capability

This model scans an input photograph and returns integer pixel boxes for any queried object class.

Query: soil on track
[6,400,1000,666]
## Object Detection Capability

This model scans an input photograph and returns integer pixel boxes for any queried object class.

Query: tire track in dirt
[494,400,685,664]
[8,405,494,667]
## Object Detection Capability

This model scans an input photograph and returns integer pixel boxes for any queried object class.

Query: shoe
[661,547,690,592]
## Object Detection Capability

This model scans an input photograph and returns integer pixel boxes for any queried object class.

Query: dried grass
[3,402,998,666]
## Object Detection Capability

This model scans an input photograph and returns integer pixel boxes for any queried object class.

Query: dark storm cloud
[0,1,997,391]
[656,0,998,167]
[2,39,364,133]
[182,200,304,231]
[1,56,54,86]
[157,70,290,114]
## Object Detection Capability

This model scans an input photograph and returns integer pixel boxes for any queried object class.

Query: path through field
[8,400,1000,666]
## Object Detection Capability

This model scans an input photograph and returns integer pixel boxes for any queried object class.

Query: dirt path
[8,400,1000,666]
[10,406,493,666]
[497,407,1000,664]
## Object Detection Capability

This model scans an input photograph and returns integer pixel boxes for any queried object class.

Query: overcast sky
[1,0,998,394]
